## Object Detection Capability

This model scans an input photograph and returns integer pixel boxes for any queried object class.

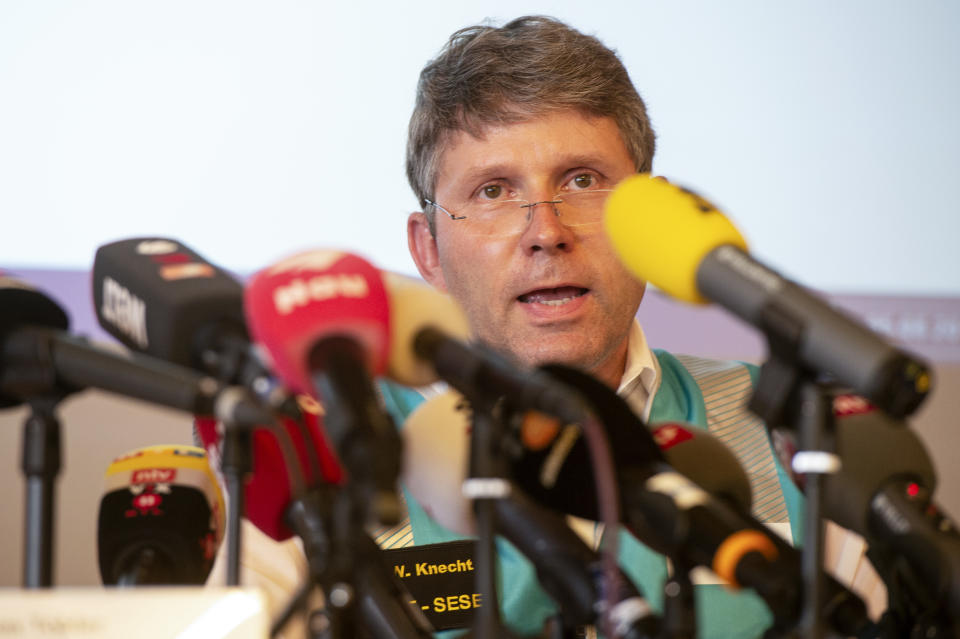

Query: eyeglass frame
[424,188,615,225]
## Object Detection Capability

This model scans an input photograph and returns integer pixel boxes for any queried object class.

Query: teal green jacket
[379,350,805,639]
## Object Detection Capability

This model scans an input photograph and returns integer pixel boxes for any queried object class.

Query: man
[209,15,811,639]
[394,15,804,639]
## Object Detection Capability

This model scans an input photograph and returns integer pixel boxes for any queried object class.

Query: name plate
[0,587,267,639]
[383,540,482,631]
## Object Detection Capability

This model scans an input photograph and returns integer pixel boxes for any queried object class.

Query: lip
[515,283,591,322]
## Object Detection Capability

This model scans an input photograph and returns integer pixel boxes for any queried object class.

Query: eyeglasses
[425,189,614,237]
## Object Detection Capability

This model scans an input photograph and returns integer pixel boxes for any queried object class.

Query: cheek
[436,238,499,308]
[618,266,647,304]
[598,250,646,308]
[439,236,509,286]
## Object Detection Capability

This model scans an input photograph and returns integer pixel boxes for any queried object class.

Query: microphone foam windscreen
[381,271,471,387]
[401,389,476,536]
[0,276,70,408]
[603,175,747,304]
[0,275,70,332]
[244,250,391,396]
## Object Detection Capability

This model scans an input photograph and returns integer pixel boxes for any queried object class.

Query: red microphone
[224,250,469,539]
[244,250,401,527]
[194,393,343,542]
[244,250,392,391]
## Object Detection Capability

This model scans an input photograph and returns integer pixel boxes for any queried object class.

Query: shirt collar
[616,319,661,421]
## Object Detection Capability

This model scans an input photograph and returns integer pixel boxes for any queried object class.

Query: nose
[520,199,574,254]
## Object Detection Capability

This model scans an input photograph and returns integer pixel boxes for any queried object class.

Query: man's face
[408,110,646,387]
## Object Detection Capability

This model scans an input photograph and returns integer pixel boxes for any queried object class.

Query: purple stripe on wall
[5,268,112,343]
[826,293,960,364]
[7,267,960,364]
[638,289,960,364]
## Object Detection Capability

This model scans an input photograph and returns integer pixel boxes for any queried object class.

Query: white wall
[2,1,958,294]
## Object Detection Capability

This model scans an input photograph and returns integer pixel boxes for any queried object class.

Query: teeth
[518,287,588,304]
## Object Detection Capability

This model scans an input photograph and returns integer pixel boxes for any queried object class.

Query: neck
[588,338,630,391]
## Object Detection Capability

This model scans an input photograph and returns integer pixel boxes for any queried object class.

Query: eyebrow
[454,162,514,186]
[454,153,616,189]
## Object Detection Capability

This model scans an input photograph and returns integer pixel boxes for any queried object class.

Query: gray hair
[406,15,656,233]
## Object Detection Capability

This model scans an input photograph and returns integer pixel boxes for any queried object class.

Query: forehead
[434,110,634,194]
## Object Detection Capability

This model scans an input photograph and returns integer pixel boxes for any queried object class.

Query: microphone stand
[220,421,253,586]
[463,403,514,639]
[661,556,696,639]
[749,304,842,639]
[280,463,433,639]
[3,325,276,588]
[3,326,75,588]
[21,395,66,588]
[276,348,432,639]
[490,485,662,639]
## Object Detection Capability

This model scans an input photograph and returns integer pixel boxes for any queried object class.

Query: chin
[510,340,600,371]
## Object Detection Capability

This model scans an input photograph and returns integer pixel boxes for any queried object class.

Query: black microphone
[97,445,224,585]
[92,237,290,409]
[820,399,960,623]
[412,326,585,424]
[0,274,69,330]
[509,363,753,519]
[0,275,70,407]
[604,176,932,418]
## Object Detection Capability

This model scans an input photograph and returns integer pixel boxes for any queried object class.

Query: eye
[570,173,596,190]
[480,184,503,200]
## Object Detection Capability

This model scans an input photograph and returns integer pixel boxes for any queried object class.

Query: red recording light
[906,482,921,498]
[151,252,193,264]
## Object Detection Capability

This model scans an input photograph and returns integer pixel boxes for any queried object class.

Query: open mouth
[517,286,589,306]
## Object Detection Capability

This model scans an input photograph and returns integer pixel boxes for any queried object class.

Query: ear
[407,212,448,292]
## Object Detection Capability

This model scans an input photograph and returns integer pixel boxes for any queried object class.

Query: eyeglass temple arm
[424,199,466,221]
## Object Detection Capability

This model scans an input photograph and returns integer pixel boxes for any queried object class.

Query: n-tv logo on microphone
[132,468,177,484]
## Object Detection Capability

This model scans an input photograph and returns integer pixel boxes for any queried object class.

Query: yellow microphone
[604,175,747,305]
[603,175,930,419]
